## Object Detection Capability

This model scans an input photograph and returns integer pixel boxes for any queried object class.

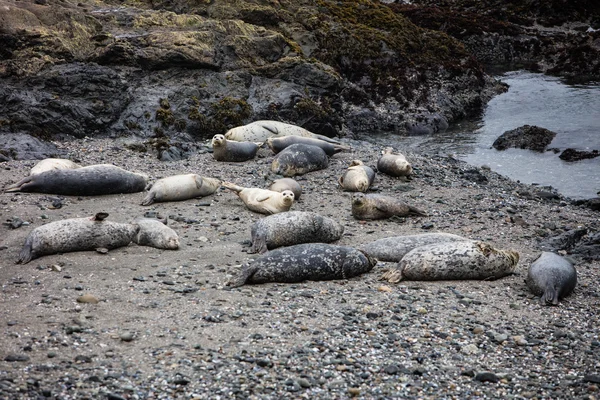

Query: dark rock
[492,125,557,152]
[540,228,588,252]
[474,372,500,383]
[583,375,600,384]
[0,133,66,161]
[4,353,30,362]
[559,148,600,162]
[460,168,488,184]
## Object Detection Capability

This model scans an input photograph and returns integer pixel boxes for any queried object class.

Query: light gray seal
[266,136,349,156]
[351,193,427,220]
[132,217,179,250]
[5,164,148,196]
[360,233,471,262]
[227,243,376,287]
[271,143,329,177]
[211,134,259,162]
[30,158,81,175]
[221,181,295,214]
[338,160,376,192]
[225,120,340,143]
[268,178,302,201]
[249,211,345,254]
[526,252,577,305]
[17,213,139,264]
[381,241,520,283]
[377,147,413,177]
[141,174,221,205]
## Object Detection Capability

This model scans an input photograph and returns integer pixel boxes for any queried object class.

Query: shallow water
[373,71,600,199]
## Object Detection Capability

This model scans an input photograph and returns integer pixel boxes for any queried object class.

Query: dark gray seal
[5,164,148,196]
[211,134,259,162]
[351,193,427,220]
[17,213,139,264]
[266,136,349,156]
[227,243,376,287]
[132,217,179,250]
[360,233,471,262]
[271,144,328,177]
[249,211,345,254]
[526,252,577,305]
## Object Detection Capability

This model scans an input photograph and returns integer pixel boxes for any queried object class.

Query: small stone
[472,326,484,334]
[461,344,479,355]
[513,335,528,346]
[297,378,311,388]
[95,247,109,254]
[77,294,99,304]
[348,387,361,397]
[50,264,62,272]
[475,372,500,383]
[417,307,427,314]
[378,285,393,292]
[4,353,30,362]
[120,332,135,342]
[383,364,399,375]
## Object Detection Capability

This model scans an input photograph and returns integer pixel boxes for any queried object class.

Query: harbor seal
[249,211,345,254]
[225,120,340,144]
[381,241,519,283]
[338,160,376,192]
[377,147,413,177]
[30,158,81,175]
[141,174,221,206]
[227,243,376,287]
[17,213,139,264]
[132,217,179,250]
[269,178,302,201]
[351,193,427,220]
[271,143,329,177]
[526,252,577,305]
[266,136,349,156]
[211,134,259,162]
[221,181,294,214]
[5,164,148,196]
[360,233,471,262]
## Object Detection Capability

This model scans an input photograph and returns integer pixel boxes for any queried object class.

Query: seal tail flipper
[227,264,259,288]
[141,192,156,206]
[92,212,109,221]
[408,205,428,217]
[249,232,268,254]
[333,144,351,153]
[542,285,559,306]
[380,267,404,283]
[313,134,341,144]
[221,181,244,193]
[16,239,34,264]
[4,176,34,193]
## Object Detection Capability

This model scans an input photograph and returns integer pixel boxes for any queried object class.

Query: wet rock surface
[492,125,557,152]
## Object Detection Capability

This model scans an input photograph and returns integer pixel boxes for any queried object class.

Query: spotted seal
[30,158,81,175]
[132,217,179,250]
[211,134,259,162]
[16,213,139,264]
[249,211,345,254]
[381,241,519,283]
[266,136,349,156]
[377,147,412,177]
[225,120,340,144]
[360,233,471,262]
[5,164,148,196]
[526,252,577,305]
[351,193,427,220]
[271,143,329,177]
[221,181,294,214]
[227,243,376,287]
[268,178,302,201]
[338,160,376,192]
[141,174,221,206]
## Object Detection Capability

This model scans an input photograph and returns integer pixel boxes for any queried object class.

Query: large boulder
[492,125,557,152]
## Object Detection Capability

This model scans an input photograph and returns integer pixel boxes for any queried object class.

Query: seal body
[271,143,329,177]
[222,182,294,215]
[30,158,80,175]
[211,134,259,162]
[381,241,520,283]
[377,148,412,177]
[17,213,139,264]
[360,233,470,262]
[132,217,179,250]
[351,193,426,220]
[266,136,349,156]
[339,160,376,192]
[225,120,339,143]
[269,178,302,201]
[5,164,148,196]
[526,252,577,305]
[249,211,345,254]
[228,243,376,287]
[142,174,220,205]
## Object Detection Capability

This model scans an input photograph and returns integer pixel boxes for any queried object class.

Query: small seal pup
[338,160,376,192]
[225,120,340,143]
[360,233,471,262]
[5,164,148,196]
[381,241,519,283]
[266,136,349,156]
[17,213,139,264]
[526,252,577,305]
[221,182,294,215]
[141,174,221,206]
[271,143,329,177]
[249,211,345,254]
[227,243,376,287]
[132,217,179,250]
[211,134,259,162]
[351,193,427,220]
[377,147,412,177]
[268,178,302,201]
[30,158,81,175]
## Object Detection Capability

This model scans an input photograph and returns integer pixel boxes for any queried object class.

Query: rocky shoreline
[1,137,599,399]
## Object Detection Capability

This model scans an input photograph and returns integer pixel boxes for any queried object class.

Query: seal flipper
[141,191,156,206]
[380,267,404,283]
[408,205,428,217]
[249,230,268,254]
[16,237,34,264]
[542,285,559,306]
[227,264,259,287]
[4,176,34,193]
